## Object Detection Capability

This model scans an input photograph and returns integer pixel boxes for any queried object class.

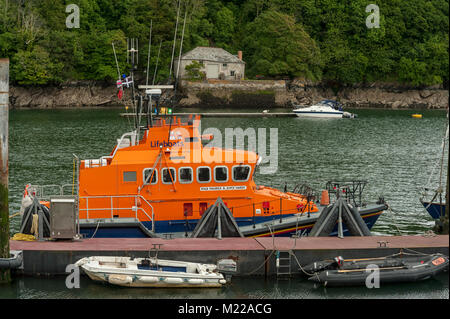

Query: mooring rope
[90,221,101,239]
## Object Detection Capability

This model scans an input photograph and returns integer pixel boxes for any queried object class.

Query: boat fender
[0,251,23,270]
[188,278,205,285]
[164,277,183,284]
[137,276,159,283]
[108,274,133,285]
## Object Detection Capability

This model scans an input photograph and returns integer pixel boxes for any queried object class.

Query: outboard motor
[217,259,237,282]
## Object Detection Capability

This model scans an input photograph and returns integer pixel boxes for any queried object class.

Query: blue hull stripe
[80,212,382,238]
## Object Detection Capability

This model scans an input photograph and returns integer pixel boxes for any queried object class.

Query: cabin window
[197,166,211,183]
[179,167,193,184]
[143,168,158,185]
[183,203,193,217]
[162,167,176,184]
[232,165,251,182]
[123,171,137,182]
[199,202,208,216]
[214,166,228,183]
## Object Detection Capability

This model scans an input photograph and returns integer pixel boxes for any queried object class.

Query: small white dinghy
[75,256,236,288]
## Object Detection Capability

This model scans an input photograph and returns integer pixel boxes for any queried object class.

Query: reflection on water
[2,273,448,299]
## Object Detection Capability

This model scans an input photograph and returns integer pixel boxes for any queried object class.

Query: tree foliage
[0,0,447,86]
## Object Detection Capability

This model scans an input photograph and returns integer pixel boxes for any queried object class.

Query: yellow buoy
[412,114,422,118]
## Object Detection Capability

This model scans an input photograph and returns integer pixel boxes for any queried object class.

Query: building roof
[180,47,245,64]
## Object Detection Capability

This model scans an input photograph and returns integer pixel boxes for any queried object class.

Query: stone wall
[289,80,449,109]
[9,79,449,109]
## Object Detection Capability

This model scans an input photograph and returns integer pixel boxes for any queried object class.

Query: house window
[143,168,158,185]
[197,167,211,183]
[214,166,228,183]
[162,168,176,184]
[179,167,193,183]
[232,165,251,182]
[223,63,228,68]
[230,70,235,76]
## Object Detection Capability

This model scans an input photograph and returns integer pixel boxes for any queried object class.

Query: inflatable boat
[75,256,236,288]
[305,253,449,287]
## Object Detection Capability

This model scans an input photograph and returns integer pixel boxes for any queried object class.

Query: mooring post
[0,58,10,283]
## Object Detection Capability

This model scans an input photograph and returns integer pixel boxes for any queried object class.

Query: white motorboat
[293,100,356,118]
[75,256,236,288]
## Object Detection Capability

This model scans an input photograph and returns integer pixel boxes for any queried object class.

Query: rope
[385,206,404,236]
[11,233,36,241]
[241,250,276,276]
[90,221,101,239]
[30,214,39,237]
[9,212,20,219]
[289,251,315,277]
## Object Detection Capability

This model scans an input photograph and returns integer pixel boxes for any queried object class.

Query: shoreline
[9,80,449,110]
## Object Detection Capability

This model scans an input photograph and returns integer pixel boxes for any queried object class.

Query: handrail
[79,194,155,232]
[100,130,138,162]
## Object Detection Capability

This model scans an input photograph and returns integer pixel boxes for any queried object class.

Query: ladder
[276,250,292,277]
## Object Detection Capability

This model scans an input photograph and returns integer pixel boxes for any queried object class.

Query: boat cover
[190,197,244,238]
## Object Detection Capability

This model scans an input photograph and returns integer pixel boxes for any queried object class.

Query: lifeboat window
[214,166,228,183]
[162,168,176,184]
[179,167,193,184]
[123,171,137,182]
[197,166,211,183]
[199,202,208,216]
[183,203,193,217]
[232,165,251,182]
[143,168,158,185]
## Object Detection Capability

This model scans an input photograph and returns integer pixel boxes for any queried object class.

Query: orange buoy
[320,190,330,206]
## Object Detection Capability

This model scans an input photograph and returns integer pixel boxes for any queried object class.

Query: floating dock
[120,112,297,118]
[10,235,448,277]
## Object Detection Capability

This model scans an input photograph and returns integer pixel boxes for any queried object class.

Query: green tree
[243,10,322,80]
[184,60,206,80]
[12,46,62,85]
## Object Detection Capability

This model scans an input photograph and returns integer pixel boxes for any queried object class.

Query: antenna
[111,42,121,80]
[152,41,162,85]
[127,38,139,68]
[175,8,188,86]
[169,0,181,81]
[168,7,188,144]
[146,20,153,86]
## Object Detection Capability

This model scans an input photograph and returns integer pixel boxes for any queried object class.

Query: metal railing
[79,194,155,232]
[27,184,155,232]
[29,184,77,199]
[100,130,138,162]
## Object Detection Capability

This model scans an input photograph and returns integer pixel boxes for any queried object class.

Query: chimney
[238,51,243,61]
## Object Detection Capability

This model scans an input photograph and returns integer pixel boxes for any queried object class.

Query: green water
[3,107,449,299]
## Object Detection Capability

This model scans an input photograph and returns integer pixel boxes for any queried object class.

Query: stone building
[175,47,245,80]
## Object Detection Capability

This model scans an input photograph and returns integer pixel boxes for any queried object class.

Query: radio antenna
[152,41,162,85]
[145,20,153,86]
[169,0,181,82]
